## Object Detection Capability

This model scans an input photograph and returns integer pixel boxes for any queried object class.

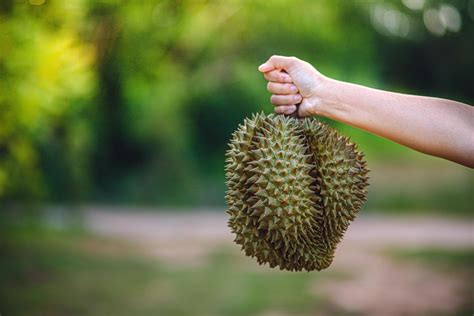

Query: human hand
[258,55,328,117]
[259,58,474,168]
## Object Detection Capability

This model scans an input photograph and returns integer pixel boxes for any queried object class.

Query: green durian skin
[225,113,369,272]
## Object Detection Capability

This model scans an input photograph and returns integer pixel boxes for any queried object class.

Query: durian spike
[225,113,369,272]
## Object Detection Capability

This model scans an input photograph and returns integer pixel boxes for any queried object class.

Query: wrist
[309,77,343,118]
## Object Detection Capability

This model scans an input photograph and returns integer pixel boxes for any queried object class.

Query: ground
[1,208,472,316]
[86,208,473,316]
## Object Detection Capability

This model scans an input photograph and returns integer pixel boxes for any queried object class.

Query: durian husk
[225,113,369,271]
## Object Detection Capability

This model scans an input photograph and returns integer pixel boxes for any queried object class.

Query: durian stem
[281,70,301,119]
[286,106,301,119]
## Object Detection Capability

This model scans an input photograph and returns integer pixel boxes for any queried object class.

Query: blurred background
[0,0,473,315]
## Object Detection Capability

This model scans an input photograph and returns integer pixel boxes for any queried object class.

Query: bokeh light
[402,0,425,11]
[424,8,446,36]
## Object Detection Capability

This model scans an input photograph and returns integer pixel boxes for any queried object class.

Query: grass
[388,247,474,316]
[363,184,474,215]
[0,227,330,316]
[1,213,472,316]
[388,247,474,271]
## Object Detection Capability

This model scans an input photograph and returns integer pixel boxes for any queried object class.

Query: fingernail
[294,95,302,101]
[284,76,293,83]
[258,63,268,71]
[290,85,298,93]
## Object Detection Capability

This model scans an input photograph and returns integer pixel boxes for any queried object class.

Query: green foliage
[0,1,95,201]
[0,0,472,207]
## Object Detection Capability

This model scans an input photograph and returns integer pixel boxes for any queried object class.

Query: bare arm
[320,79,474,167]
[258,55,474,168]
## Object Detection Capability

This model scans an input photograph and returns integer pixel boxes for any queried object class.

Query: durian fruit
[225,113,369,271]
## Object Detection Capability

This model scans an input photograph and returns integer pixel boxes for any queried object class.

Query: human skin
[258,55,474,168]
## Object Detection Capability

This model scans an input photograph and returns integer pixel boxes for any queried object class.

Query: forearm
[317,79,474,168]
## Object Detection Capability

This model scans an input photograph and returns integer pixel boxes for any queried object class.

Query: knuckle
[289,57,297,64]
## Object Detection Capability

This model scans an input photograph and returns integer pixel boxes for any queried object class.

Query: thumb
[258,55,297,73]
[298,98,315,117]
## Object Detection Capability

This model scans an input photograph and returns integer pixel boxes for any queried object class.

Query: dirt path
[84,208,473,316]
[85,208,472,263]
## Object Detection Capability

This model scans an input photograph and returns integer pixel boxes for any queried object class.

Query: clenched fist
[258,55,328,117]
